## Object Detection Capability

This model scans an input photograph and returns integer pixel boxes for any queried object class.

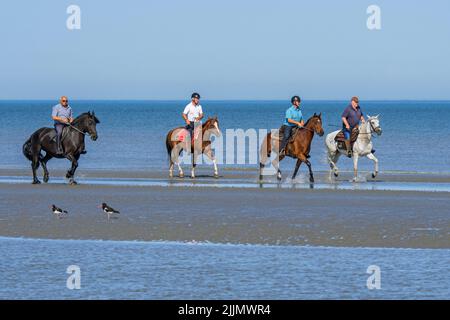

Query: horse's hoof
[32,180,41,185]
[372,172,377,179]
[214,174,219,179]
[43,176,49,183]
[179,173,184,178]
[66,173,71,179]
[69,180,78,185]
[333,172,339,177]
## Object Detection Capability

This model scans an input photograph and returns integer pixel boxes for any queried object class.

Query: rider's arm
[287,118,303,127]
[360,115,365,123]
[52,116,68,123]
[196,113,204,121]
[342,117,350,129]
[182,113,190,125]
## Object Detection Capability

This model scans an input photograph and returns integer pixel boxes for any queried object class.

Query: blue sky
[0,0,449,100]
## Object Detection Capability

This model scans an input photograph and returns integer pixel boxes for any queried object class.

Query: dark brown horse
[165,117,221,178]
[259,113,324,182]
[23,112,100,185]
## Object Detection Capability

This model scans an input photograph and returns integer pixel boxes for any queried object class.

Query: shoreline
[2,167,450,183]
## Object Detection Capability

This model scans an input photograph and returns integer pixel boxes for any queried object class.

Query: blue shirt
[341,104,363,128]
[284,105,303,126]
[52,104,72,125]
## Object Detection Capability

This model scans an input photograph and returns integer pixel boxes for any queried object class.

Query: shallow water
[2,175,450,192]
[0,237,448,299]
[1,100,450,173]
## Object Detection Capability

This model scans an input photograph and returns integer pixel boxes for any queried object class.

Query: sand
[0,179,448,248]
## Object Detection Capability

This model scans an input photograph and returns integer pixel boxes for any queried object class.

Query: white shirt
[183,102,203,122]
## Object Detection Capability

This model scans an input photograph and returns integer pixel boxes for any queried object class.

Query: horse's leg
[31,145,41,184]
[327,151,338,177]
[272,153,285,181]
[352,153,359,181]
[204,146,218,178]
[31,154,41,184]
[191,151,198,179]
[41,154,52,183]
[366,152,379,178]
[305,159,314,183]
[66,154,79,184]
[259,134,272,181]
[292,159,302,180]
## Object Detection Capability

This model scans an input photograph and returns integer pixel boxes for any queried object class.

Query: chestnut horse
[259,113,324,182]
[165,117,221,178]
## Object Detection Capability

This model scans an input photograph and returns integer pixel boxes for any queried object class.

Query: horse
[165,117,221,178]
[259,113,324,182]
[325,115,382,181]
[23,111,100,185]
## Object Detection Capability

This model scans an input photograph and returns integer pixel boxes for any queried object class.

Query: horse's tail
[22,137,33,162]
[259,132,272,166]
[165,131,173,161]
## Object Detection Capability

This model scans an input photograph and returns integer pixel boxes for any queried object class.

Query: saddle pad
[335,128,359,143]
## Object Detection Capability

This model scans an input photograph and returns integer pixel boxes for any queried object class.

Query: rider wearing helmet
[279,96,304,156]
[182,92,204,140]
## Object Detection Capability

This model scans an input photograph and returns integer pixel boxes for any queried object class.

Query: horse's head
[203,116,221,137]
[367,114,382,136]
[308,113,324,136]
[74,111,100,141]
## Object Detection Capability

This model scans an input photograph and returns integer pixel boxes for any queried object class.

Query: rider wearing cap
[341,96,365,157]
[279,96,304,156]
[182,92,204,140]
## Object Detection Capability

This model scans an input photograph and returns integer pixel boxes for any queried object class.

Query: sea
[1,100,449,173]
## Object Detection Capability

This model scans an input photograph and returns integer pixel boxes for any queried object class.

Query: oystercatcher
[99,203,120,220]
[51,204,68,218]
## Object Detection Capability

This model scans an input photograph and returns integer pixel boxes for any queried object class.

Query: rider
[51,96,86,155]
[341,96,365,158]
[182,92,204,140]
[51,96,73,155]
[279,96,304,156]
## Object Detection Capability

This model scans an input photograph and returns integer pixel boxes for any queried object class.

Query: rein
[67,123,89,136]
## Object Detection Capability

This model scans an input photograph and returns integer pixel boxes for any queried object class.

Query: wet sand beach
[0,174,448,248]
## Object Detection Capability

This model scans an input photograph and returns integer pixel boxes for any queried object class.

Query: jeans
[280,125,294,150]
[343,125,354,140]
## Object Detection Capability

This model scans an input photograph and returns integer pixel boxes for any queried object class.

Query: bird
[99,202,120,220]
[51,204,68,218]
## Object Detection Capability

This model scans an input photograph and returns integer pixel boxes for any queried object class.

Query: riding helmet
[291,96,301,104]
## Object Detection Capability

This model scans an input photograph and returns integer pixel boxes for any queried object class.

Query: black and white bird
[99,202,120,220]
[51,204,68,218]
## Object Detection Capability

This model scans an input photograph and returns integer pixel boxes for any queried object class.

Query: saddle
[176,127,201,145]
[50,126,70,143]
[275,126,299,143]
[335,127,359,150]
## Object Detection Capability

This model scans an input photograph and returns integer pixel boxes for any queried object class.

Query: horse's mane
[72,112,100,125]
[304,114,319,127]
[202,117,217,128]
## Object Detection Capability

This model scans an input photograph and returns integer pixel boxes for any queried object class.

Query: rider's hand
[346,124,350,130]
[185,120,190,125]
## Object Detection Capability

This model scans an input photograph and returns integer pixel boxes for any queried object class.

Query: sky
[0,0,449,100]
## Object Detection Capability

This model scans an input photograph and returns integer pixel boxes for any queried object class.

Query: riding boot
[56,135,63,155]
[344,140,352,158]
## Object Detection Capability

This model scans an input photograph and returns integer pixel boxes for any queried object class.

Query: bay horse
[165,117,221,178]
[259,113,324,182]
[23,112,100,185]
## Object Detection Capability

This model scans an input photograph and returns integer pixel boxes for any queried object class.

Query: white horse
[325,115,382,181]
